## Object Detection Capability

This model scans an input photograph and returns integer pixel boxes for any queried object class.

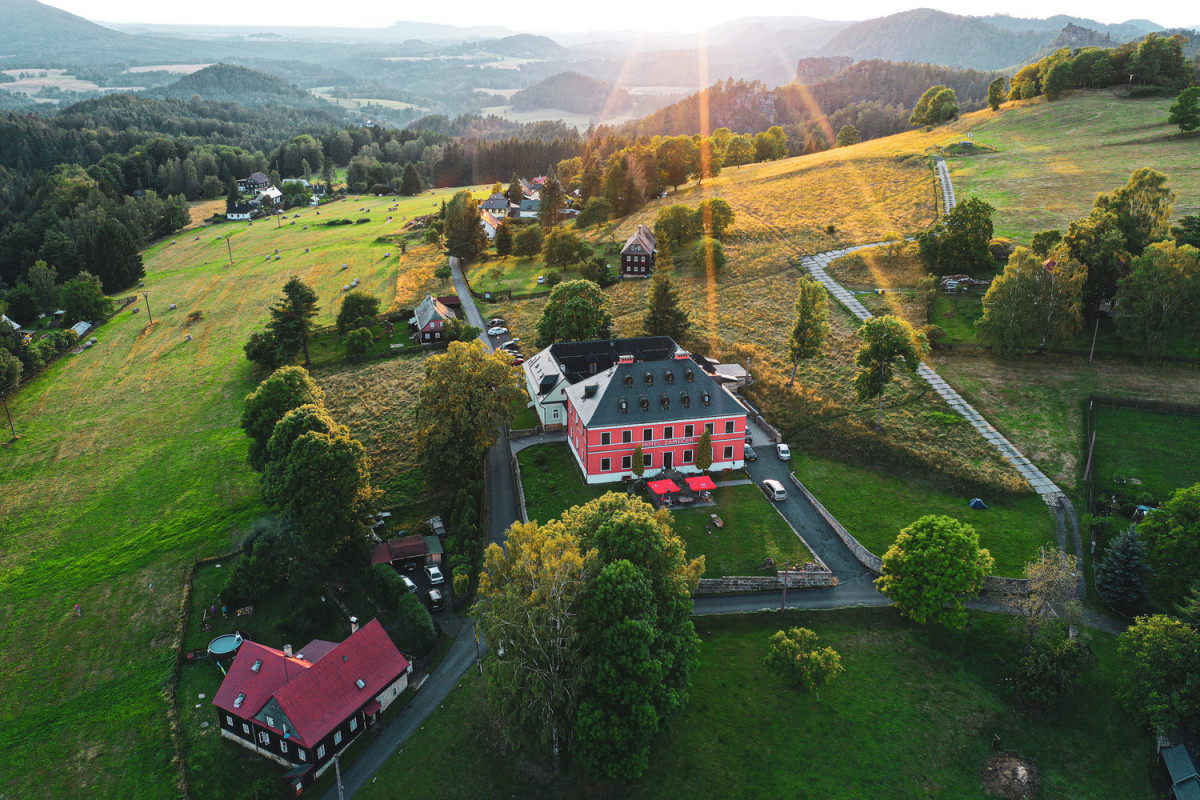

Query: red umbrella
[685,475,716,491]
[647,479,682,495]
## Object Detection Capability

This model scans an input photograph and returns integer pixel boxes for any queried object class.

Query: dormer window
[624,374,634,388]
[700,390,711,405]
[234,693,245,708]
[664,371,675,385]
[639,396,649,411]
[619,397,628,413]
[685,370,694,383]
[681,392,691,408]
[660,394,670,410]
[644,371,654,386]
[355,679,366,689]
[251,660,262,673]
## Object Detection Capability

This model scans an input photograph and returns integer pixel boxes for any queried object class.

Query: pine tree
[400,163,423,196]
[1095,527,1152,608]
[695,430,713,472]
[226,177,241,211]
[642,271,690,342]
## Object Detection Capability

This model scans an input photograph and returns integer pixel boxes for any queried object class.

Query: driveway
[740,416,874,582]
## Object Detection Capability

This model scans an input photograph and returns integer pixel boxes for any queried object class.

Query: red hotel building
[522,337,747,484]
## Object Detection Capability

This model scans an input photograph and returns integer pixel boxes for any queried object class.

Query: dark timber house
[620,224,657,278]
[212,619,411,792]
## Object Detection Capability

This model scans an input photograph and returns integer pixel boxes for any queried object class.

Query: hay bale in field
[185,333,192,342]
[169,304,177,310]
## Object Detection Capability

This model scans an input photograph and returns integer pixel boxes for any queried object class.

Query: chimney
[284,644,293,657]
[350,616,359,635]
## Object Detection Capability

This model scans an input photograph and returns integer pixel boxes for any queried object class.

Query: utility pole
[3,394,16,441]
[226,235,233,265]
[335,755,345,800]
[780,559,790,612]
[474,622,482,675]
[142,291,153,325]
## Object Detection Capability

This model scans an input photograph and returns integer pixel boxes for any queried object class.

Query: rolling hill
[153,64,336,110]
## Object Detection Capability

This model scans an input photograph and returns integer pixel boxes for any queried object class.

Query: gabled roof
[371,535,428,566]
[213,641,313,720]
[621,224,656,256]
[272,619,408,745]
[413,293,453,331]
[480,192,509,211]
[257,186,283,199]
[245,171,269,184]
[229,203,256,215]
[1164,745,1200,800]
[480,211,501,229]
[565,356,746,429]
[213,620,409,747]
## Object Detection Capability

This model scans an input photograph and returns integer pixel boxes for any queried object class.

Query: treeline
[618,63,997,154]
[509,71,632,115]
[1008,33,1197,100]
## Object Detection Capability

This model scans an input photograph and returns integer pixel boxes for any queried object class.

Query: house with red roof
[212,619,411,790]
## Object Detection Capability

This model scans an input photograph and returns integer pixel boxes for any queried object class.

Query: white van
[761,479,787,502]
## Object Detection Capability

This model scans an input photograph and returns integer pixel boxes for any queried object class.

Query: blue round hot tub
[208,632,244,657]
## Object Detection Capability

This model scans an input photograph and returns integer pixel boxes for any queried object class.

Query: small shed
[371,535,443,569]
[71,321,92,338]
[1163,745,1200,800]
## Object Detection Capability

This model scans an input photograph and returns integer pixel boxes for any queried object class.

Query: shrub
[543,269,563,288]
[355,218,371,224]
[344,327,374,361]
[325,218,353,227]
[185,309,204,325]
[395,593,437,655]
[373,564,405,607]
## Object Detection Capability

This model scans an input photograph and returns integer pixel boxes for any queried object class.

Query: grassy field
[465,252,557,294]
[1091,405,1200,508]
[794,452,1055,576]
[930,352,1200,491]
[672,485,815,577]
[0,188,470,799]
[354,607,1156,800]
[950,91,1200,243]
[517,443,611,524]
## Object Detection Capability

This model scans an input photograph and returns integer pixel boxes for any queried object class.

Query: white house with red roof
[212,619,411,790]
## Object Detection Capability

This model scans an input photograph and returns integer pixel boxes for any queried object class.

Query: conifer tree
[643,271,690,342]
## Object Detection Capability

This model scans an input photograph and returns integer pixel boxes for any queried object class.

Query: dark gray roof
[566,358,745,428]
[1165,745,1200,800]
[229,203,255,215]
[413,293,453,330]
[621,224,656,256]
[245,171,269,184]
[545,337,679,383]
[480,192,509,211]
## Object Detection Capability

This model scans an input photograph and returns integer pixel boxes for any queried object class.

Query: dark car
[745,432,754,445]
[744,444,757,461]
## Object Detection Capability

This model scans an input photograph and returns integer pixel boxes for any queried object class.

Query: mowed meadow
[0,187,473,799]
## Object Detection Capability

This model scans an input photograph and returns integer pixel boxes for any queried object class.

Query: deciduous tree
[1004,547,1080,656]
[512,224,544,258]
[765,627,844,701]
[917,196,995,276]
[241,366,325,471]
[725,134,753,168]
[443,189,488,264]
[1093,168,1175,256]
[415,340,523,492]
[696,198,735,240]
[632,444,646,478]
[261,403,343,506]
[875,514,994,628]
[344,327,373,361]
[987,76,1007,111]
[690,237,726,274]
[1118,614,1200,734]
[25,261,57,315]
[835,124,861,147]
[535,280,612,348]
[1138,482,1200,604]
[494,220,513,257]
[336,290,380,334]
[654,204,699,254]
[786,276,830,387]
[1061,210,1129,310]
[543,228,585,269]
[1169,87,1200,133]
[1114,240,1200,355]
[853,314,927,431]
[975,247,1085,355]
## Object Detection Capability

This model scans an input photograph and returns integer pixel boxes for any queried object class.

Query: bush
[186,309,204,325]
[373,564,405,607]
[543,269,563,288]
[325,218,353,227]
[395,593,437,655]
[344,327,374,361]
[355,218,371,224]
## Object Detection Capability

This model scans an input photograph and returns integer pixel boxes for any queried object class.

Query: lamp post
[780,559,791,612]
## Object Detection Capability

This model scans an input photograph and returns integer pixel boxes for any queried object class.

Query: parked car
[761,479,787,502]
[427,588,444,611]
[777,443,792,461]
[425,564,444,585]
[487,317,506,327]
[511,356,526,366]
[745,432,754,444]
[499,340,521,351]
[487,326,508,337]
[536,275,545,284]
[400,575,417,594]
[744,444,757,461]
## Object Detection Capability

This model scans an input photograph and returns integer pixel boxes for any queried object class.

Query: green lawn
[517,443,612,524]
[0,188,472,799]
[466,253,560,295]
[510,394,541,430]
[354,607,1156,800]
[1092,405,1200,508]
[793,452,1055,576]
[672,485,815,577]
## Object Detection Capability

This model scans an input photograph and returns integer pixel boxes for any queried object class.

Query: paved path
[509,429,567,455]
[933,154,957,213]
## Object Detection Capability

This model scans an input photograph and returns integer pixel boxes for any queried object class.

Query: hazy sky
[42,0,1197,33]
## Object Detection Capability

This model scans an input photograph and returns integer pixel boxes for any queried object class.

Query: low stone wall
[511,456,529,524]
[508,427,540,439]
[982,575,1031,595]
[789,473,883,573]
[696,569,838,595]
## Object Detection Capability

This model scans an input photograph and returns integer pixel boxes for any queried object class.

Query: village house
[256,186,284,207]
[480,210,502,240]
[371,534,444,570]
[227,203,257,222]
[620,224,657,278]
[212,619,411,792]
[521,337,748,483]
[409,293,454,343]
[518,193,540,218]
[237,172,271,193]
[479,192,511,218]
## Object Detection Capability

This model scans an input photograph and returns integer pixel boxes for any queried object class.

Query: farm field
[354,607,1156,800]
[792,452,1055,577]
[1090,405,1200,509]
[0,188,471,799]
[949,91,1200,243]
[929,352,1200,492]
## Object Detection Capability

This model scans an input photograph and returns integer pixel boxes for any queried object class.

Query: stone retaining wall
[696,569,838,594]
[789,473,883,573]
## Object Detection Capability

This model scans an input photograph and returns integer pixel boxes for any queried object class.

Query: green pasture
[0,188,468,798]
[950,92,1200,243]
[793,452,1055,576]
[1091,405,1200,508]
[354,607,1156,800]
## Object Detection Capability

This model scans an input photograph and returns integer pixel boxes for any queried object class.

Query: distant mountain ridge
[150,64,336,111]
